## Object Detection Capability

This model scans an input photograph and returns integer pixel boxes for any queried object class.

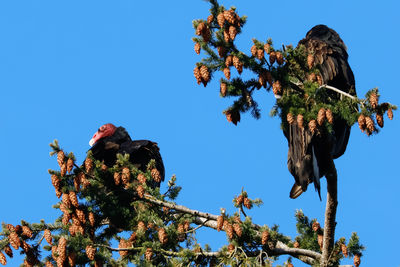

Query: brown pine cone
[223,10,236,24]
[57,151,65,168]
[272,81,282,96]
[145,248,153,261]
[317,234,323,250]
[22,226,33,238]
[276,52,284,65]
[225,109,240,125]
[84,157,93,173]
[264,43,271,54]
[183,221,190,232]
[317,108,326,126]
[358,114,366,131]
[217,12,225,28]
[369,93,378,109]
[200,65,210,87]
[69,191,79,208]
[194,66,201,84]
[223,28,230,42]
[287,113,295,124]
[66,158,74,173]
[309,120,317,134]
[194,42,201,55]
[294,241,300,248]
[121,167,131,185]
[136,173,146,184]
[88,212,95,227]
[376,113,384,128]
[128,232,137,243]
[44,229,53,245]
[60,162,67,177]
[118,239,129,257]
[256,49,264,60]
[261,230,269,245]
[207,14,214,24]
[217,46,226,58]
[388,108,393,120]
[51,246,58,261]
[236,195,244,205]
[223,67,231,80]
[269,51,276,64]
[233,223,242,237]
[9,232,21,250]
[227,243,235,253]
[265,71,272,85]
[62,212,71,226]
[229,26,237,41]
[195,22,205,36]
[341,243,348,257]
[57,237,67,261]
[200,26,211,42]
[312,221,320,232]
[250,45,257,57]
[73,175,81,191]
[62,193,71,209]
[297,114,304,128]
[325,109,333,124]
[317,75,323,85]
[86,245,96,260]
[217,216,224,232]
[136,185,145,198]
[232,56,241,71]
[111,172,120,186]
[76,208,86,224]
[0,251,6,266]
[365,116,375,133]
[307,54,315,69]
[224,223,234,239]
[137,221,146,232]
[4,245,13,258]
[308,73,317,82]
[56,257,64,267]
[243,197,252,209]
[151,168,162,183]
[158,228,168,244]
[225,55,233,67]
[354,254,361,267]
[220,82,227,97]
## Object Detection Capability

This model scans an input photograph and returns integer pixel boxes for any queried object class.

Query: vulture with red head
[285,25,357,199]
[88,123,165,187]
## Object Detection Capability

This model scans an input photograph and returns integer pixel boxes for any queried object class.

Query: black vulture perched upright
[88,123,165,187]
[285,25,357,199]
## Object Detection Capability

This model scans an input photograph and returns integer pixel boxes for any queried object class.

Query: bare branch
[320,84,356,100]
[321,158,338,267]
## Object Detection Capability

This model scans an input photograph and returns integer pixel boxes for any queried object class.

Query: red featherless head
[89,123,117,147]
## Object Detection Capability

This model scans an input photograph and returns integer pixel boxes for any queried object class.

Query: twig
[321,158,338,267]
[319,84,356,100]
[185,219,209,234]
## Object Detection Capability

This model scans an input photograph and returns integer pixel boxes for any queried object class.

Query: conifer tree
[0,1,396,266]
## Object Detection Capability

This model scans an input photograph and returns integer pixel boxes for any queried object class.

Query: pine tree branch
[321,158,338,267]
[143,194,322,264]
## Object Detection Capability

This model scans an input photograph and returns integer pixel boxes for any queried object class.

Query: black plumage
[285,25,356,199]
[89,126,165,187]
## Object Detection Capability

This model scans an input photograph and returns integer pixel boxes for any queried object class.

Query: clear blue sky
[0,1,399,266]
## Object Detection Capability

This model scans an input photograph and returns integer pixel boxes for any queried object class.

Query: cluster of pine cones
[358,92,393,136]
[286,108,334,135]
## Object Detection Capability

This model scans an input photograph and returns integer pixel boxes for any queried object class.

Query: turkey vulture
[285,25,357,199]
[88,123,165,187]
